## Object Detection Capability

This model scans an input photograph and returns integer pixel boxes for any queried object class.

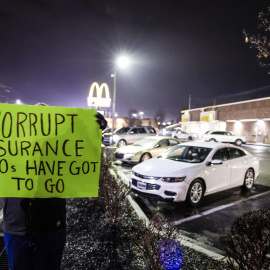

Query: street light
[111,55,130,134]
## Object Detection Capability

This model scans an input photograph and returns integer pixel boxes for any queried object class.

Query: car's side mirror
[206,159,223,166]
[211,159,223,165]
[129,131,134,134]
[155,144,160,148]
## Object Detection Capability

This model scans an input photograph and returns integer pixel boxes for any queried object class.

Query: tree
[154,108,166,129]
[127,108,139,126]
[244,6,270,70]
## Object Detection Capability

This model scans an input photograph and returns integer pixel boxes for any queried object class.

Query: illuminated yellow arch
[89,82,110,99]
[87,82,111,108]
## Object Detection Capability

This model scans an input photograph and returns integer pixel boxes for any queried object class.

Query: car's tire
[188,136,193,140]
[117,140,127,148]
[140,153,152,162]
[209,138,216,142]
[235,139,243,146]
[174,136,178,139]
[242,168,254,190]
[186,179,204,207]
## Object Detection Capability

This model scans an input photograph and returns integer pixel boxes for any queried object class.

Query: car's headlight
[162,177,186,183]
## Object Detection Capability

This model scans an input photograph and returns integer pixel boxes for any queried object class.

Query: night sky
[0,0,270,121]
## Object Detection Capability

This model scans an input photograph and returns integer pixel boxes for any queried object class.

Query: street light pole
[112,70,117,134]
[111,55,130,134]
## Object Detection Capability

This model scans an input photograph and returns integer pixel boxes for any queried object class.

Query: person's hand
[95,113,107,130]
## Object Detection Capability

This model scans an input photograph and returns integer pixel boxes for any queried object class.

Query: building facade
[181,97,270,143]
[105,117,159,131]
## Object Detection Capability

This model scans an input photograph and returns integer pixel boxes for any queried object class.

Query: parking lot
[115,144,270,254]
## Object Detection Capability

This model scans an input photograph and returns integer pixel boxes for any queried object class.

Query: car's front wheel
[186,179,204,207]
[235,139,243,146]
[188,136,193,140]
[209,138,216,142]
[140,153,152,162]
[117,140,127,148]
[242,168,254,190]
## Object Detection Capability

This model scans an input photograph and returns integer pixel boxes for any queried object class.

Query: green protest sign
[0,103,102,198]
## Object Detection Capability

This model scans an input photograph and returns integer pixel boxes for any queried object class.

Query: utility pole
[5,89,11,103]
[0,84,11,103]
[188,94,191,110]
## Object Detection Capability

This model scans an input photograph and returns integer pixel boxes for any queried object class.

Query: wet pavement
[144,184,270,251]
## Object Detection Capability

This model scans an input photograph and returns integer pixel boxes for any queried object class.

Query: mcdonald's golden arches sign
[87,82,111,108]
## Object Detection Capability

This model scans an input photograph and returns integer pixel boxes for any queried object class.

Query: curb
[110,165,227,262]
[246,142,270,147]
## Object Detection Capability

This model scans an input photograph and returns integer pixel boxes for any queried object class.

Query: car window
[164,145,212,163]
[130,128,138,134]
[169,139,179,146]
[159,139,169,147]
[212,148,229,161]
[212,131,219,135]
[138,128,147,133]
[147,127,156,134]
[116,127,130,133]
[227,148,245,159]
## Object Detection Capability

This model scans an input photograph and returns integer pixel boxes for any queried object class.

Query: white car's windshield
[163,145,212,163]
[133,137,157,148]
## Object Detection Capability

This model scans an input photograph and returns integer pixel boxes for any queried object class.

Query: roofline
[182,96,270,113]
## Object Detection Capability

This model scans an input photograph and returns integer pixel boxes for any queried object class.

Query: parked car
[103,126,157,147]
[203,131,246,146]
[102,128,112,142]
[172,128,194,141]
[130,142,259,206]
[114,136,180,163]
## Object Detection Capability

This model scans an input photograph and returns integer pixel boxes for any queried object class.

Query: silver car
[172,128,194,141]
[103,126,157,147]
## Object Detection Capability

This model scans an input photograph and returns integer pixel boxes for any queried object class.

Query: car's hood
[116,145,144,154]
[133,157,200,177]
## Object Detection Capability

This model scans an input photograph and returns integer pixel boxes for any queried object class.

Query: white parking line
[173,190,270,225]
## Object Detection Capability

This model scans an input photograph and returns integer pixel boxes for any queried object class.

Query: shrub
[226,209,270,269]
[137,213,182,270]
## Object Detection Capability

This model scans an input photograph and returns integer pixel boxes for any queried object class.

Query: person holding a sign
[2,103,107,270]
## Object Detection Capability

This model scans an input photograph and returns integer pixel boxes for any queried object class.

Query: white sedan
[203,131,246,146]
[130,142,259,206]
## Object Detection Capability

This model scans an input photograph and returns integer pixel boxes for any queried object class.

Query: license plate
[137,181,147,190]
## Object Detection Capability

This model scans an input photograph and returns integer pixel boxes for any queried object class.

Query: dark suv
[103,126,157,147]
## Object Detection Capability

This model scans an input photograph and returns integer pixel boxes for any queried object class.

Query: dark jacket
[3,198,66,236]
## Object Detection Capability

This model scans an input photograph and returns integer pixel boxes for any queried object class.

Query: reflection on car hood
[133,157,200,177]
[116,145,144,154]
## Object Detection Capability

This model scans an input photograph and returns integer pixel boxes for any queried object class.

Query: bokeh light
[159,238,183,270]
